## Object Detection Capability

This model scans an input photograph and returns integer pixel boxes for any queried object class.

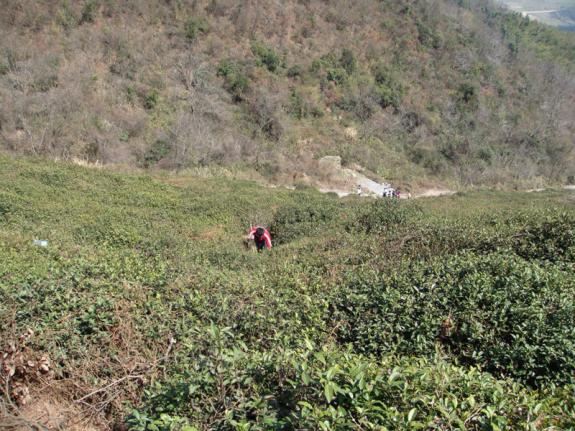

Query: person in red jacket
[247,226,272,252]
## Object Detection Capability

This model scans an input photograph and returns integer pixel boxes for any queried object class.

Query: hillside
[1,155,575,429]
[1,0,575,188]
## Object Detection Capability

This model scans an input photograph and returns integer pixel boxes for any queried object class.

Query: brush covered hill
[0,0,575,187]
[0,0,575,188]
[1,155,575,429]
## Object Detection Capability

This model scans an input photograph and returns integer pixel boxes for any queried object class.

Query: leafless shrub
[246,90,285,141]
[175,54,210,93]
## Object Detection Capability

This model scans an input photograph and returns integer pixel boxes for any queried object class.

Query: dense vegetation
[1,0,574,187]
[1,155,575,430]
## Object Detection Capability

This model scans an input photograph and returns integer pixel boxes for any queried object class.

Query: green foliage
[335,251,575,385]
[217,59,249,100]
[216,58,236,78]
[57,1,77,30]
[142,140,171,168]
[0,156,574,429]
[311,53,338,74]
[80,0,99,24]
[510,214,575,262]
[1,49,16,75]
[487,6,575,66]
[336,91,376,120]
[130,338,575,430]
[339,48,357,75]
[0,192,15,220]
[288,90,322,119]
[77,297,116,336]
[457,82,479,111]
[1,10,575,413]
[144,89,160,110]
[371,63,404,108]
[326,67,347,85]
[107,35,136,78]
[372,63,395,87]
[347,199,422,234]
[184,17,209,41]
[410,147,448,174]
[287,64,303,78]
[374,84,403,109]
[251,41,281,72]
[416,19,442,49]
[126,85,138,103]
[269,198,338,244]
[312,49,359,87]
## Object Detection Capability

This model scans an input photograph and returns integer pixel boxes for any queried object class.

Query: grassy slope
[1,155,575,429]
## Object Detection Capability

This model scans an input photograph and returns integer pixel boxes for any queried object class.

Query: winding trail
[317,185,575,199]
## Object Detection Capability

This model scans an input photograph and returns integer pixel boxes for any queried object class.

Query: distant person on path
[357,184,362,196]
[247,226,272,252]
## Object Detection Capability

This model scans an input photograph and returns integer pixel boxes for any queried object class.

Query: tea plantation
[1,155,574,430]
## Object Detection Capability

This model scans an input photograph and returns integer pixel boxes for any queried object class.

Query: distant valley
[499,0,575,30]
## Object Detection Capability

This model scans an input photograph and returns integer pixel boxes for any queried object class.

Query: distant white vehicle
[381,187,395,198]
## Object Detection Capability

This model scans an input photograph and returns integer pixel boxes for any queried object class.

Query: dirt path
[413,189,457,198]
[318,186,457,199]
[314,157,458,199]
[318,183,575,199]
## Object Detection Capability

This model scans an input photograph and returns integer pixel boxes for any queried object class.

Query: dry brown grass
[0,283,177,431]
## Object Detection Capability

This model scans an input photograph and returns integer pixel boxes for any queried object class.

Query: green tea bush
[129,337,575,430]
[0,191,17,220]
[269,199,339,244]
[346,199,422,234]
[2,157,575,430]
[511,213,575,262]
[403,211,575,263]
[335,251,575,385]
[73,222,142,248]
